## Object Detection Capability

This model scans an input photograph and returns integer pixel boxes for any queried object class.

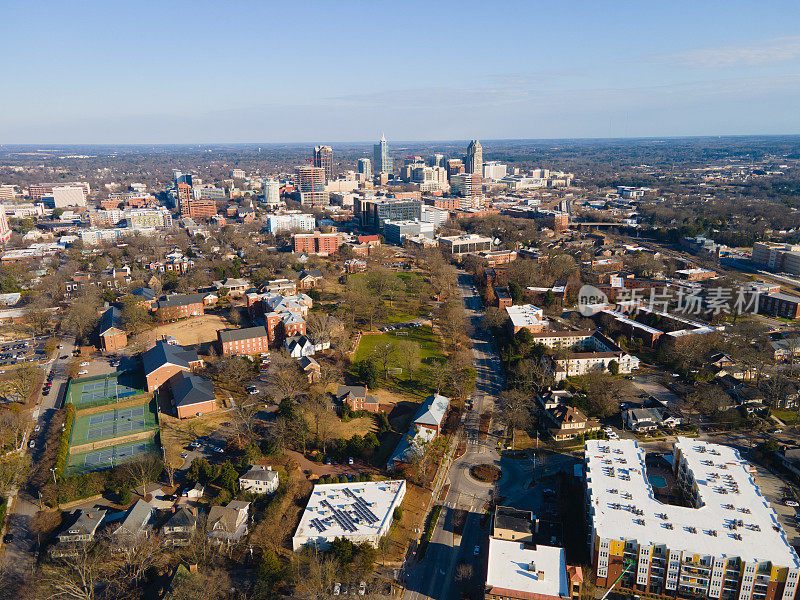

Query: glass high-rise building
[373,134,392,174]
[312,146,333,182]
[466,139,483,176]
[357,158,372,180]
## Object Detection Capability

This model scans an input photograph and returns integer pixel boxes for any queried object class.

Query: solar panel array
[343,488,380,524]
[320,500,358,533]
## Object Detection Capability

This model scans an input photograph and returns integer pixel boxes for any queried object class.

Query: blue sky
[3,0,800,143]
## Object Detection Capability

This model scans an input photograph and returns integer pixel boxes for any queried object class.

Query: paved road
[403,273,504,600]
[0,335,75,586]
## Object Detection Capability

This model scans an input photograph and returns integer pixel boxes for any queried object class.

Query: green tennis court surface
[66,371,147,408]
[70,400,158,445]
[66,438,160,475]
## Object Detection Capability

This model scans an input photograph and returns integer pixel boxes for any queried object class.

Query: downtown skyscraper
[313,145,333,182]
[466,139,483,176]
[373,134,392,174]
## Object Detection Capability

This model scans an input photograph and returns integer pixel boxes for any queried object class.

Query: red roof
[358,235,380,243]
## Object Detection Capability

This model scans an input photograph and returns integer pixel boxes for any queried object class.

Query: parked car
[348,457,354,465]
[358,582,366,596]
[786,500,799,507]
[333,583,340,596]
[78,370,88,375]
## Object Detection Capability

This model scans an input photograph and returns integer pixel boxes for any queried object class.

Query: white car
[358,582,366,596]
[80,362,90,366]
[333,583,340,596]
[78,370,88,375]
[786,500,799,507]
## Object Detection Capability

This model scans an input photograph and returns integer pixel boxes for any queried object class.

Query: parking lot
[0,336,47,368]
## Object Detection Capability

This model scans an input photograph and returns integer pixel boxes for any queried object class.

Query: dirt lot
[131,314,231,352]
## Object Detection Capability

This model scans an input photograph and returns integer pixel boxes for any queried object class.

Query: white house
[239,465,279,495]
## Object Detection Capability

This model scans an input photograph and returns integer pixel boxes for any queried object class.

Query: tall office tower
[294,166,329,206]
[357,158,372,180]
[263,179,281,208]
[466,139,483,176]
[173,170,193,187]
[446,158,465,178]
[428,153,445,167]
[313,146,333,182]
[373,134,392,174]
[0,206,11,243]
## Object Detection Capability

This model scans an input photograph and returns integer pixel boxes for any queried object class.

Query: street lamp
[49,467,56,485]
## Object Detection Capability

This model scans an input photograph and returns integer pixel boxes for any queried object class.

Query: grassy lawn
[773,409,799,425]
[353,325,442,364]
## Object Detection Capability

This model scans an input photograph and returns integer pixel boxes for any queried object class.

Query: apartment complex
[531,330,639,380]
[586,438,800,600]
[354,197,422,230]
[295,165,329,206]
[506,304,549,334]
[266,212,315,235]
[293,231,343,255]
[451,173,483,198]
[180,197,216,219]
[758,292,800,320]
[751,242,800,275]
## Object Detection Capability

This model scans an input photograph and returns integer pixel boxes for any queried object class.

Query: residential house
[207,500,250,545]
[142,339,203,392]
[337,385,380,413]
[284,334,314,357]
[536,389,574,412]
[239,465,279,495]
[98,305,127,352]
[544,404,600,441]
[111,499,155,548]
[50,509,107,557]
[213,278,250,298]
[298,355,321,382]
[771,338,800,362]
[387,394,451,470]
[297,269,324,289]
[130,287,156,308]
[162,507,198,547]
[623,407,681,432]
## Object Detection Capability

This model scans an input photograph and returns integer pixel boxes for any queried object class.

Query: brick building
[155,293,205,321]
[293,231,343,256]
[218,326,270,356]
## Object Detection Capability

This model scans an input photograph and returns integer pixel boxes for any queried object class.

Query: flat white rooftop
[486,538,568,599]
[506,304,548,328]
[586,438,800,567]
[293,480,405,547]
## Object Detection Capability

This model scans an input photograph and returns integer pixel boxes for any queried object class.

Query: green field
[66,436,160,476]
[353,324,443,364]
[69,398,159,446]
[65,371,148,409]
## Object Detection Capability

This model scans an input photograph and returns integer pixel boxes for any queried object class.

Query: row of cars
[333,581,367,596]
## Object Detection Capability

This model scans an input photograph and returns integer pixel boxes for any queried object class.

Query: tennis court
[66,372,147,408]
[71,400,158,444]
[66,437,160,475]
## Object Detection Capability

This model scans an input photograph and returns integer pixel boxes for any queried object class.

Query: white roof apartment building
[585,438,800,600]
[293,480,406,551]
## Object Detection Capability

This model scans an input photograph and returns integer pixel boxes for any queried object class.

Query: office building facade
[466,139,483,175]
[313,146,333,182]
[373,134,392,174]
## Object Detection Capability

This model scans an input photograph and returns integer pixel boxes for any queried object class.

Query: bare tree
[371,342,398,378]
[398,340,420,381]
[122,455,163,496]
[232,400,261,445]
[498,390,534,450]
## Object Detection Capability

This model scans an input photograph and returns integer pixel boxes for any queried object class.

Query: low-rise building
[292,480,406,551]
[506,304,549,334]
[171,371,217,419]
[162,507,198,547]
[485,538,574,600]
[142,339,204,392]
[218,326,270,356]
[207,500,250,546]
[155,293,205,321]
[337,385,380,413]
[98,306,127,352]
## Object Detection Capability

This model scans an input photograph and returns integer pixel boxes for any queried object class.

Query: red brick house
[337,385,380,413]
[98,306,127,352]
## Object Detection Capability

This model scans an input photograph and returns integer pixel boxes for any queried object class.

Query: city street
[0,335,75,586]
[402,272,504,600]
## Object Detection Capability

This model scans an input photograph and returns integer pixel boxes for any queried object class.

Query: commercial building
[373,134,392,174]
[383,219,434,245]
[180,197,217,220]
[421,204,449,229]
[295,165,329,206]
[48,185,88,207]
[586,438,800,600]
[486,539,571,600]
[29,181,90,202]
[354,197,422,230]
[483,161,508,181]
[466,139,483,175]
[357,158,372,180]
[675,268,717,281]
[293,231,343,256]
[506,304,549,334]
[313,146,333,182]
[439,234,493,257]
[292,480,406,551]
[266,212,316,235]
[217,326,270,356]
[450,173,483,198]
[751,242,800,273]
[193,186,226,201]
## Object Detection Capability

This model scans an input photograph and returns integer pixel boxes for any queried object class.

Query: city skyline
[3,1,800,143]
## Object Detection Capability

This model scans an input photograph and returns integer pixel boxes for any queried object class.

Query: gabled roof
[62,509,107,537]
[240,466,279,483]
[171,371,215,408]
[131,287,155,302]
[299,269,323,280]
[412,394,450,428]
[337,385,367,400]
[163,507,197,530]
[298,356,320,371]
[142,340,200,375]
[156,292,205,309]
[218,325,268,343]
[98,306,123,336]
[115,499,153,536]
[285,334,312,351]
